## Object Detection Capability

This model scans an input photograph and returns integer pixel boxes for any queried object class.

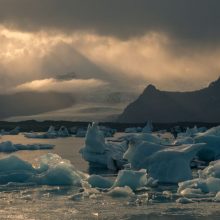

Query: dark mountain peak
[143,84,158,93]
[208,76,220,89]
[118,77,220,123]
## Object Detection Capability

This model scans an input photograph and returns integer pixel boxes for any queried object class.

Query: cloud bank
[0,0,220,46]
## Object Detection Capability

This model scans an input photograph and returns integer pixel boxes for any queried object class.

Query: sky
[1,0,220,120]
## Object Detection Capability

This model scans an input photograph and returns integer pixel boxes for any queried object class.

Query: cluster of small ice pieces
[25,126,70,139]
[24,124,116,139]
[0,141,54,152]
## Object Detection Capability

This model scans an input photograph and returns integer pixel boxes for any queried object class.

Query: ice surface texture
[0,153,87,186]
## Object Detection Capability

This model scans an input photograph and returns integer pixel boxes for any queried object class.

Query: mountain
[55,72,77,81]
[118,77,220,123]
[0,92,74,119]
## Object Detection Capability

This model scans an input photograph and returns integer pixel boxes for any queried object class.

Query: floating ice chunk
[25,125,70,139]
[0,155,34,172]
[57,126,70,137]
[0,141,17,152]
[70,192,85,201]
[108,186,135,198]
[142,121,153,133]
[88,175,113,189]
[195,135,220,161]
[0,127,20,135]
[140,143,206,183]
[9,126,20,135]
[177,178,200,194]
[178,159,220,198]
[36,162,82,186]
[214,191,220,202]
[43,125,58,138]
[0,155,36,184]
[124,141,167,169]
[75,128,87,137]
[200,160,220,179]
[177,126,199,138]
[0,141,54,152]
[176,197,194,204]
[205,177,220,193]
[179,188,204,198]
[0,153,86,186]
[98,126,116,137]
[15,143,54,151]
[80,123,127,170]
[85,122,106,154]
[113,169,147,191]
[201,125,220,137]
[138,133,167,144]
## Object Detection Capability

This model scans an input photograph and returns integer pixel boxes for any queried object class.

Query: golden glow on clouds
[0,25,220,93]
[15,78,108,93]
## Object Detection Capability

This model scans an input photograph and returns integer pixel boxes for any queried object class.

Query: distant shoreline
[0,120,219,133]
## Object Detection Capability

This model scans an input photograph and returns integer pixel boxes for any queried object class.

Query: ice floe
[0,141,54,152]
[0,153,87,186]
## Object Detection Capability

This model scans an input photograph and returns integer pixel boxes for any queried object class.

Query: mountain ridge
[118,77,220,123]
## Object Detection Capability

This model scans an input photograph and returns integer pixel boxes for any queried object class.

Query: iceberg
[123,140,167,169]
[98,126,116,137]
[194,129,220,161]
[80,123,128,170]
[0,141,17,152]
[142,121,153,133]
[0,153,87,186]
[25,126,70,139]
[57,126,70,137]
[75,128,87,137]
[0,126,20,135]
[139,143,206,183]
[113,169,148,191]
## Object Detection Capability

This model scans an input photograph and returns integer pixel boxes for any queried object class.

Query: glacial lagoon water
[0,134,220,220]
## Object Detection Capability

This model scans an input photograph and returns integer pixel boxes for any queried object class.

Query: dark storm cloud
[0,0,220,44]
